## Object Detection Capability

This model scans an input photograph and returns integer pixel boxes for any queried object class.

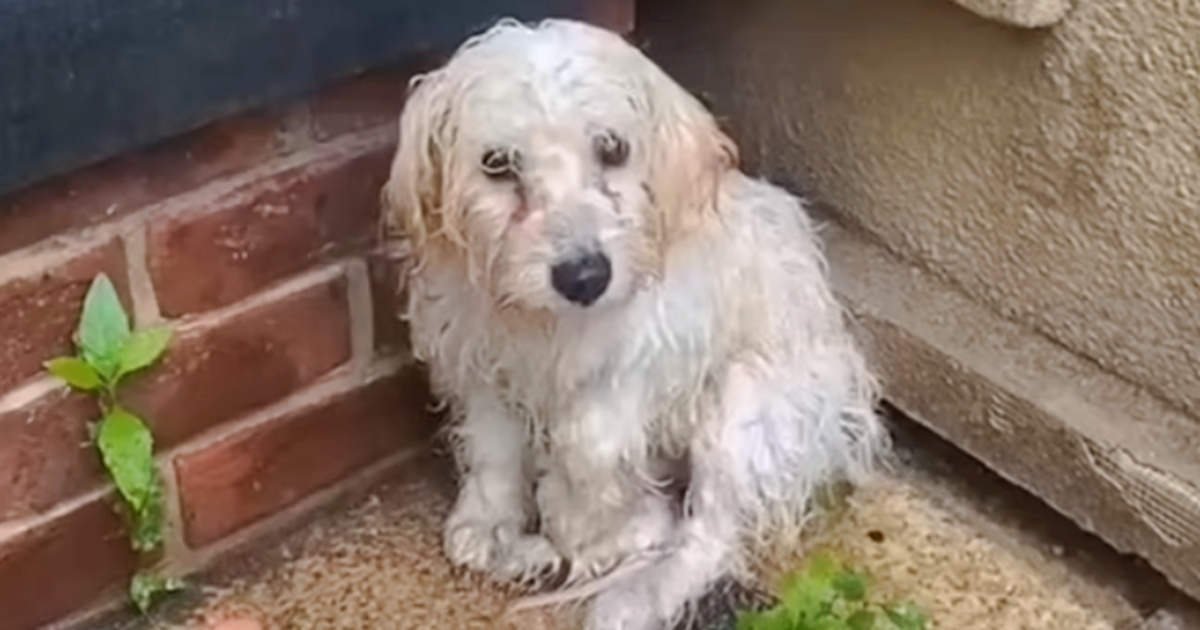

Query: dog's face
[384,19,736,314]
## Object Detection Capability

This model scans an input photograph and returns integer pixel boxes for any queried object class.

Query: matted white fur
[381,17,887,630]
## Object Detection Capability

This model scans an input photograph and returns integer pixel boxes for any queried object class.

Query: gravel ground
[109,418,1188,630]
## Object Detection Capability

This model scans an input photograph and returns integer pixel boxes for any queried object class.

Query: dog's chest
[496,287,720,424]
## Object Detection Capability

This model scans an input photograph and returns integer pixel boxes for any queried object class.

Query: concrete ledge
[945,0,1072,28]
[825,221,1200,601]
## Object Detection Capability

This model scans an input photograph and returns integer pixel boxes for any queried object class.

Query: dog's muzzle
[550,250,612,306]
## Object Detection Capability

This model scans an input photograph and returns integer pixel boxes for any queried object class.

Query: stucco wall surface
[642,0,1200,417]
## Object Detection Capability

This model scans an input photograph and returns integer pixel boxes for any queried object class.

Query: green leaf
[832,571,868,602]
[782,555,841,623]
[130,571,184,614]
[97,407,156,515]
[742,557,928,630]
[116,326,173,382]
[847,610,877,630]
[883,603,928,630]
[78,274,131,380]
[44,357,103,391]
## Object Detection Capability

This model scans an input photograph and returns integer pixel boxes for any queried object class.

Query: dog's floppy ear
[642,67,738,241]
[381,69,460,266]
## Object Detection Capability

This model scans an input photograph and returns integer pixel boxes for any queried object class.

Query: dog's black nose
[550,251,612,306]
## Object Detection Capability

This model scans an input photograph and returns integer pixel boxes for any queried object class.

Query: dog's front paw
[444,506,565,585]
[443,494,527,573]
[497,534,567,587]
[587,585,663,630]
[444,515,515,573]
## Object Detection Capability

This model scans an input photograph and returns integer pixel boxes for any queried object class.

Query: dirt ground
[107,417,1191,630]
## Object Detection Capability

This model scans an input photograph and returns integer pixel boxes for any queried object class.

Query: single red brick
[0,495,139,630]
[146,139,393,317]
[0,113,304,257]
[124,274,352,448]
[585,0,636,34]
[308,63,428,141]
[0,240,129,393]
[313,144,392,250]
[175,367,437,547]
[0,388,104,522]
[366,252,409,354]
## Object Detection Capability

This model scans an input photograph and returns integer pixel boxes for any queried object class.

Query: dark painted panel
[0,0,590,195]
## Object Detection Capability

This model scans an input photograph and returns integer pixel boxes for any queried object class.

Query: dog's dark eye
[482,148,520,180]
[594,131,629,168]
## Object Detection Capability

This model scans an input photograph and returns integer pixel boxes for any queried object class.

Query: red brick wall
[0,64,438,630]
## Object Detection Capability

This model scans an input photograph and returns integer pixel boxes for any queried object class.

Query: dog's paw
[496,534,567,587]
[563,545,628,583]
[587,585,663,630]
[444,506,565,586]
[443,494,527,573]
[444,516,514,573]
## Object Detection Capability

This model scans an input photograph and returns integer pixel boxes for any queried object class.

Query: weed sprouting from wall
[45,273,182,613]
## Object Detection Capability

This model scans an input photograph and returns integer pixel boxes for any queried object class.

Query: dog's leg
[585,451,739,630]
[538,388,674,581]
[445,389,562,584]
[586,365,772,630]
[539,472,678,581]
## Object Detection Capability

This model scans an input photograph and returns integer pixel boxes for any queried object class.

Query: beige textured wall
[643,0,1200,416]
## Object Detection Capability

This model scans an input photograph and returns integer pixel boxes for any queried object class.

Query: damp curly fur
[382,18,888,630]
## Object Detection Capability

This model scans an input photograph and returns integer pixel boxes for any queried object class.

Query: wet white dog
[382,17,886,630]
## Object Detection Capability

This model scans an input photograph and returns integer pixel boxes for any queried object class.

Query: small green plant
[45,274,182,613]
[737,554,929,630]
